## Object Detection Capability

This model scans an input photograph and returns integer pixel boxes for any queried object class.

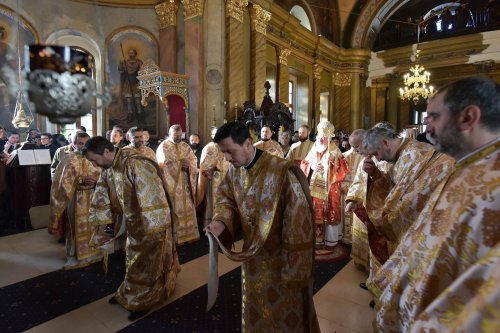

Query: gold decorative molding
[313,64,323,80]
[137,59,190,107]
[181,0,204,20]
[279,48,291,66]
[226,0,248,23]
[155,1,179,28]
[333,72,352,87]
[250,4,271,35]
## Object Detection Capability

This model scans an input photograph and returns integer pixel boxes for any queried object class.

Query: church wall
[366,30,500,131]
[2,0,159,136]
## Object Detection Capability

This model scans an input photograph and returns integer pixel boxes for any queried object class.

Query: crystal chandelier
[399,48,434,105]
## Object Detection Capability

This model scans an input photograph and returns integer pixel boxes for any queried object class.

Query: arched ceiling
[343,0,492,50]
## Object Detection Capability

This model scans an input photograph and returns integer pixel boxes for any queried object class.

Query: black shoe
[58,236,65,244]
[128,311,148,321]
[369,300,375,308]
[360,282,368,290]
[109,296,118,304]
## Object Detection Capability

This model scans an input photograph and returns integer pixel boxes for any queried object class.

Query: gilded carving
[155,0,179,28]
[181,0,204,20]
[250,4,271,35]
[313,64,323,80]
[333,72,352,87]
[137,59,190,107]
[226,0,248,23]
[279,48,291,66]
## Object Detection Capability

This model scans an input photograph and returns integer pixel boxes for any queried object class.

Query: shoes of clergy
[109,296,118,304]
[359,282,368,290]
[369,300,375,308]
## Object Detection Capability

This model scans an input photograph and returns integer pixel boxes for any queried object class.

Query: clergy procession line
[24,75,500,332]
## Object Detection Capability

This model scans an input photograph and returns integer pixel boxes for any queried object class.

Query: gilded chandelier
[399,48,434,105]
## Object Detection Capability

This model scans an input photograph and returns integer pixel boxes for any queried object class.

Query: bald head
[349,129,366,154]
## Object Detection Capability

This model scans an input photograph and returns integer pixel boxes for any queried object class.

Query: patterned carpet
[0,234,350,332]
[315,243,351,262]
[0,236,209,332]
[121,256,351,332]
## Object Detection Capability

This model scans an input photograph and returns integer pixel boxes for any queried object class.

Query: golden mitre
[317,120,335,138]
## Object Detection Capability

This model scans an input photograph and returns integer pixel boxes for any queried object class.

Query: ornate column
[312,63,322,130]
[277,47,291,104]
[155,1,179,72]
[249,4,271,104]
[181,0,205,135]
[332,72,352,131]
[203,0,225,143]
[225,0,248,121]
[155,0,179,138]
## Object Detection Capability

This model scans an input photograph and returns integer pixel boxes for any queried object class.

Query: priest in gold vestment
[361,125,455,264]
[50,130,84,180]
[206,122,320,333]
[341,129,365,246]
[83,137,179,321]
[156,124,199,244]
[196,127,229,226]
[253,125,284,157]
[124,126,157,162]
[342,130,367,269]
[286,124,314,166]
[49,132,102,269]
[301,120,348,249]
[372,77,500,332]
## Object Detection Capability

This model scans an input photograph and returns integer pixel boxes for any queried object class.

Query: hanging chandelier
[399,48,434,104]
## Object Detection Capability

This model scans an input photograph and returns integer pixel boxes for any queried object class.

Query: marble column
[181,0,205,136]
[249,4,271,104]
[155,0,179,138]
[224,0,248,121]
[277,47,291,104]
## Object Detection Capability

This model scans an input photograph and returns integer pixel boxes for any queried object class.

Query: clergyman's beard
[261,138,270,142]
[299,137,308,142]
[190,144,200,150]
[434,123,466,159]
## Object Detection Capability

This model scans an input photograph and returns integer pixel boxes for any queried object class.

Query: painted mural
[105,27,159,136]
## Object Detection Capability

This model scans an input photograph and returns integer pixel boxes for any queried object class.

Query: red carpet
[315,243,350,262]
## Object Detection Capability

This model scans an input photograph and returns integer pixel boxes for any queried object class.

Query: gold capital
[279,48,291,66]
[333,72,352,86]
[226,0,248,23]
[155,0,179,28]
[181,0,205,20]
[313,64,323,80]
[250,4,271,35]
